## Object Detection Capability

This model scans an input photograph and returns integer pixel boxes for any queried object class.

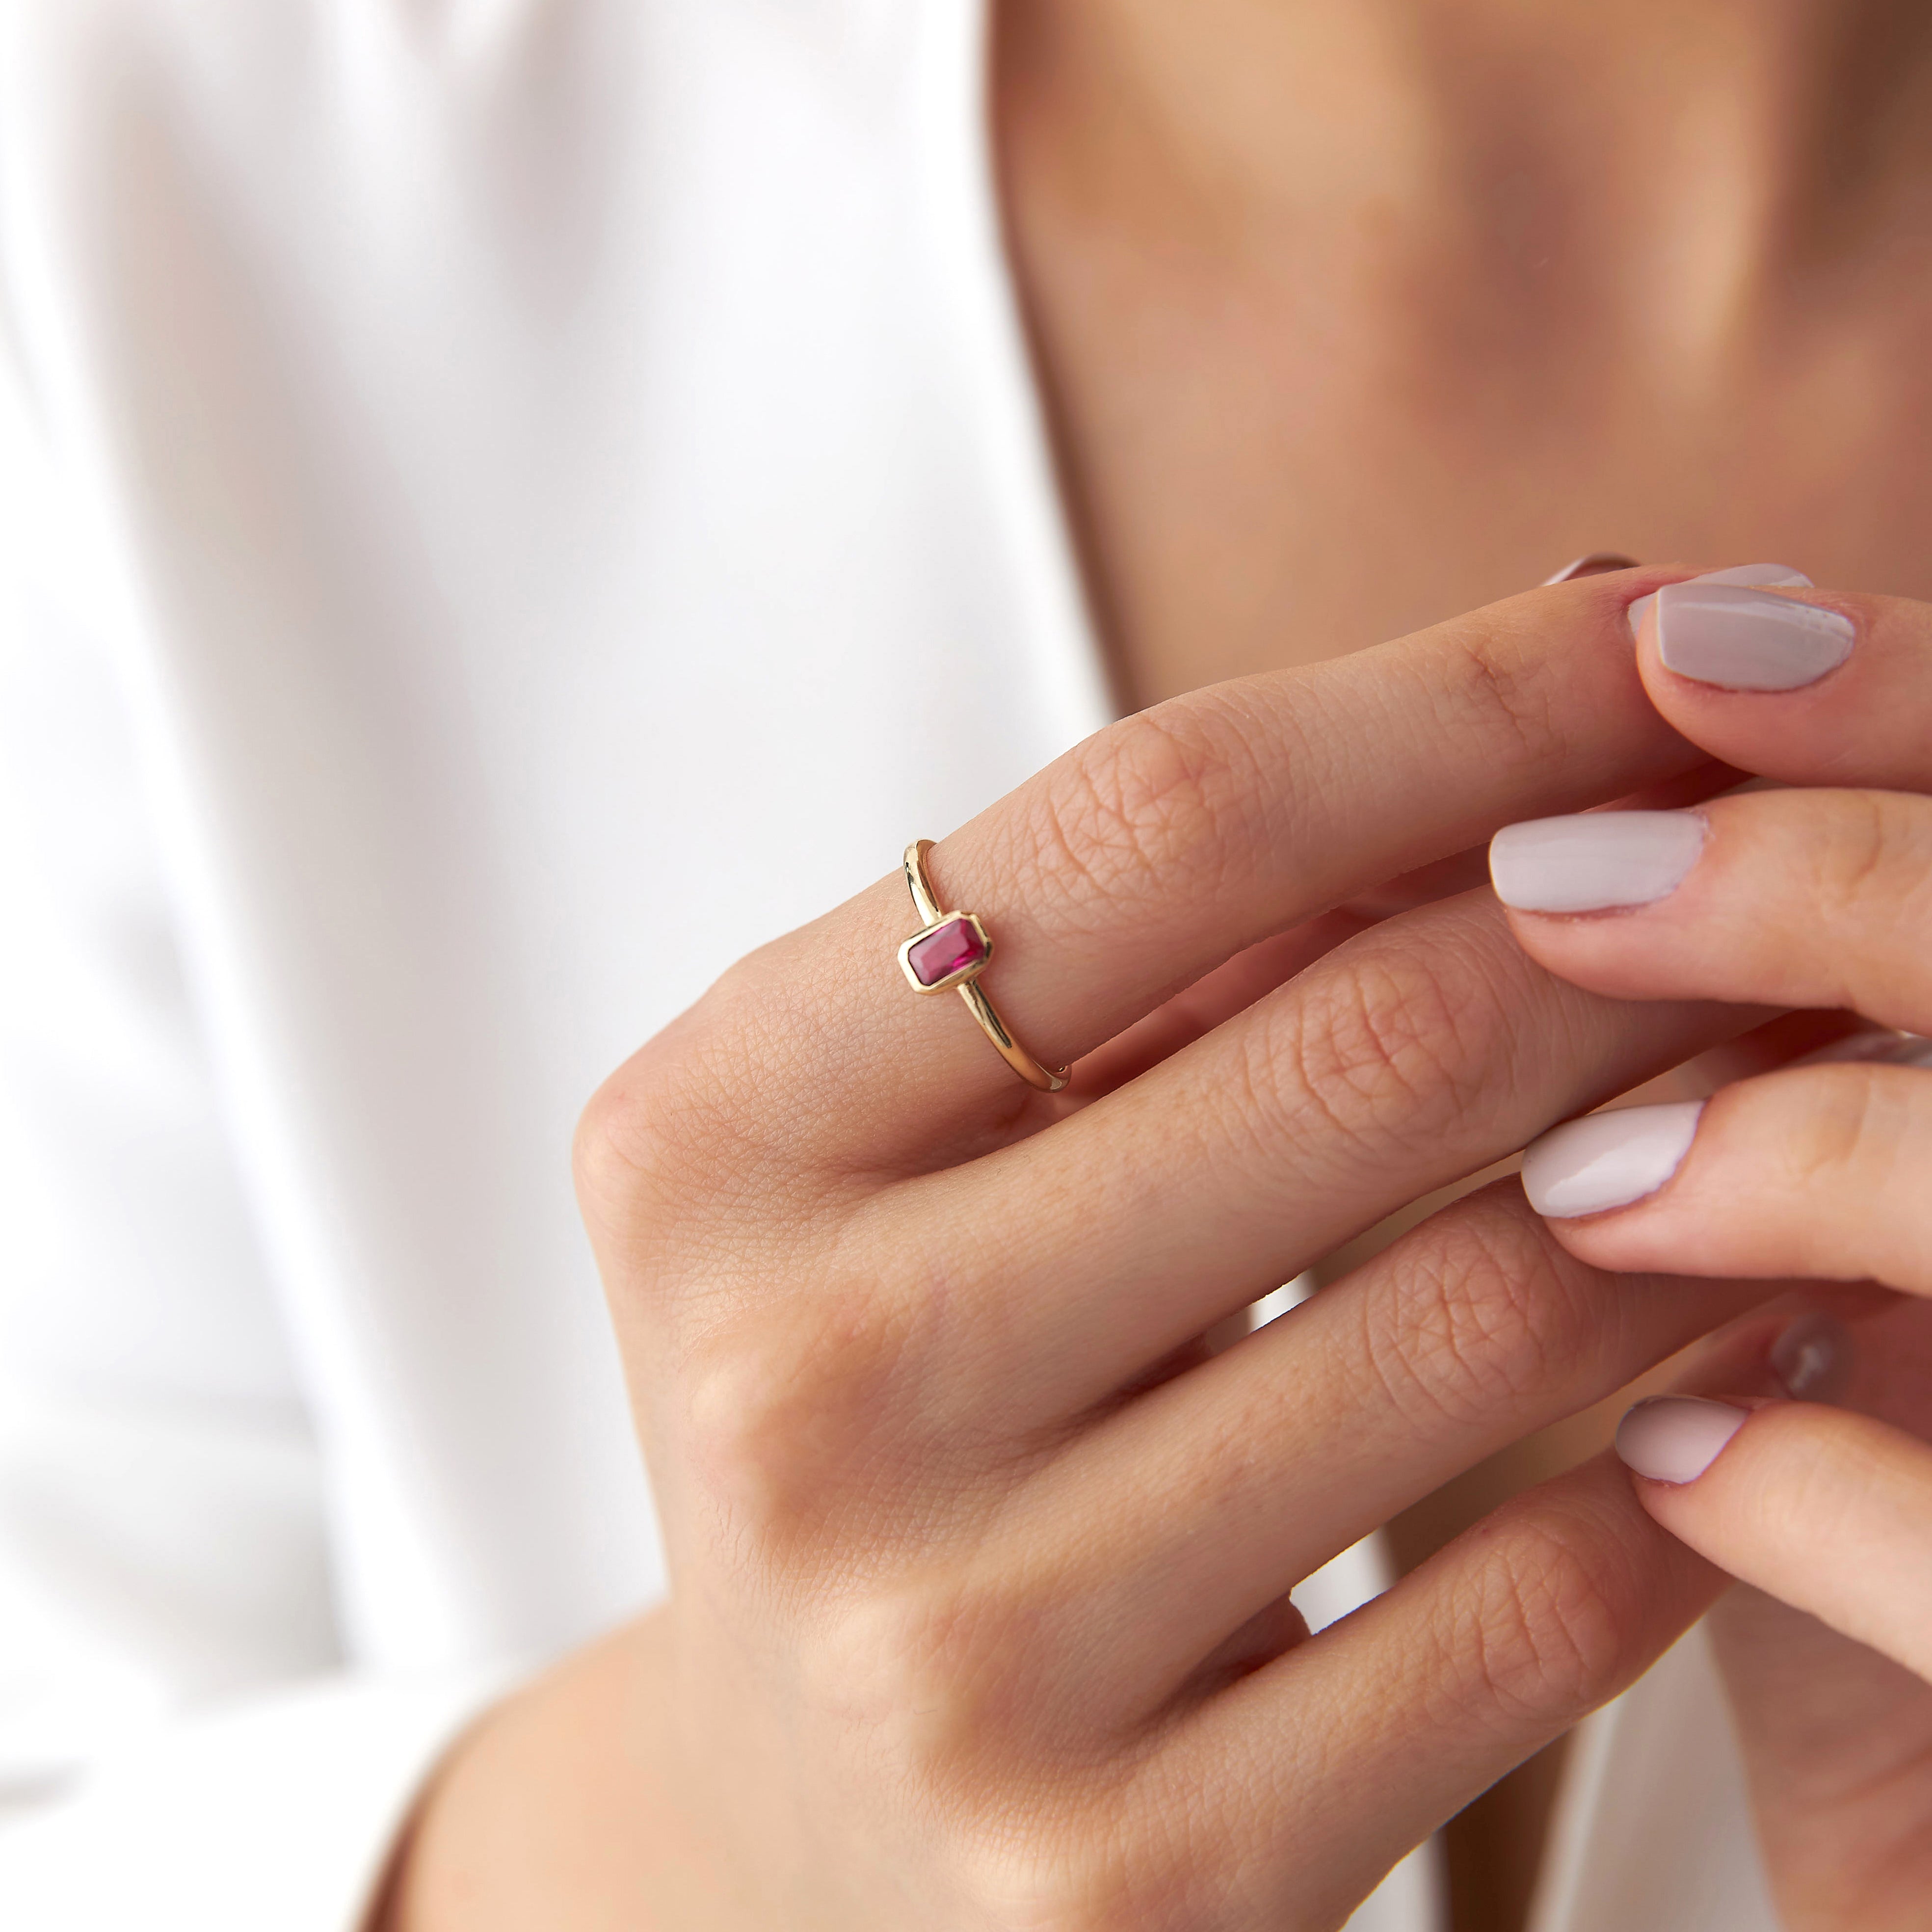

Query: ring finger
[877,880,1747,1428]
[667,569,1702,1185]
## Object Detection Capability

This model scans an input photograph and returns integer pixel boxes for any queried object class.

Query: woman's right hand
[389,571,1776,1932]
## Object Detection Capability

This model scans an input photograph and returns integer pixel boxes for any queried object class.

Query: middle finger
[877,882,1747,1426]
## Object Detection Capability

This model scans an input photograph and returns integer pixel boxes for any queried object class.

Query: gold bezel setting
[899,840,1069,1093]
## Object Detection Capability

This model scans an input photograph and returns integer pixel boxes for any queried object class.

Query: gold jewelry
[898,840,1069,1093]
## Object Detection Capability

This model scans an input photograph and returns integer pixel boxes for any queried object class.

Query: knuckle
[952,1849,1159,1932]
[570,1057,705,1268]
[1775,1064,1926,1214]
[678,1330,822,1531]
[1438,622,1570,774]
[1030,702,1257,922]
[1458,1511,1633,1728]
[1808,792,1932,963]
[1266,934,1515,1162]
[803,1574,997,1750]
[797,1587,1198,1932]
[686,1551,1166,1932]
[571,955,801,1242]
[675,1288,925,1550]
[800,1581,1085,1838]
[1811,790,1896,916]
[573,1020,719,1222]
[1777,1065,1887,1188]
[571,1070,649,1221]
[945,1790,1196,1932]
[1359,1197,1588,1432]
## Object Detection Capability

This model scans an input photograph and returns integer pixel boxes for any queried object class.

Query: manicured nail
[1794,1030,1932,1072]
[1770,1312,1852,1402]
[1521,1101,1704,1217]
[1616,1396,1747,1483]
[1489,810,1705,913]
[1656,582,1853,690]
[1626,562,1811,637]
[1544,552,1639,584]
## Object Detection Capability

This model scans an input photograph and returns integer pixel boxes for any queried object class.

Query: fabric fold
[0,1668,512,1932]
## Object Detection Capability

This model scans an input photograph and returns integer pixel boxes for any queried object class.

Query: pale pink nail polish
[1520,1101,1705,1217]
[1657,582,1853,689]
[1490,811,1706,913]
[1626,563,1811,638]
[1544,553,1638,584]
[1616,1397,1748,1483]
[1793,1031,1932,1072]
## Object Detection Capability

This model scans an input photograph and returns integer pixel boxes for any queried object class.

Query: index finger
[632,573,1702,1172]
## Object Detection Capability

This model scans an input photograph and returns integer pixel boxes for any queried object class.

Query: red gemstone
[907,916,988,987]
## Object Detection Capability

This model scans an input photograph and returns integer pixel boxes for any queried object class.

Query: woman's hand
[388,572,1770,1932]
[1492,572,1932,1930]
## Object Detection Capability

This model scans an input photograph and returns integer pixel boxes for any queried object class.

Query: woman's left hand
[1488,569,1932,1929]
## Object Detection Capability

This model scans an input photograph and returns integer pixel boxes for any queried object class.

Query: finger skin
[1495,781,1932,1294]
[617,568,1704,1184]
[1694,1299,1932,1932]
[1524,1063,1932,1297]
[991,1180,1769,1717]
[1070,912,1368,1096]
[879,887,1746,1425]
[940,572,1698,1110]
[1632,1402,1932,1685]
[1164,1454,1725,1927]
[1497,788,1932,1035]
[1636,587,1932,793]
[1709,1581,1932,1932]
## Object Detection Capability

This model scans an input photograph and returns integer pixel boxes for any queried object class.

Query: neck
[1003,0,1932,363]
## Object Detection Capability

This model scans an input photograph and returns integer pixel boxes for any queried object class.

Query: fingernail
[1626,562,1811,638]
[1656,582,1853,690]
[1616,1396,1747,1483]
[1521,1100,1705,1217]
[1489,810,1706,913]
[1793,1030,1932,1072]
[1770,1312,1853,1402]
[1545,552,1639,584]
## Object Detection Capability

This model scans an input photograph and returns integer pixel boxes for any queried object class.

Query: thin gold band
[898,840,1069,1093]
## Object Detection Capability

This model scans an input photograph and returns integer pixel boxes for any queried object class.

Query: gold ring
[897,840,1069,1093]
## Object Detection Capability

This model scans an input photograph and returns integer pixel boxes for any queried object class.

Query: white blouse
[0,2,1778,1925]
